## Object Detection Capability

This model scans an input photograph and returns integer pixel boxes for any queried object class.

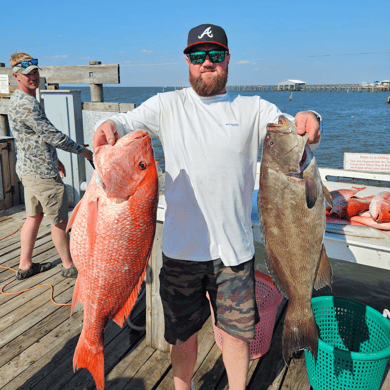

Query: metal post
[89,61,104,102]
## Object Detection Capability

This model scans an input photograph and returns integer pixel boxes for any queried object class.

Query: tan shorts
[20,175,69,225]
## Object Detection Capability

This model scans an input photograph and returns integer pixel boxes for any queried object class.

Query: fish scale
[67,130,158,390]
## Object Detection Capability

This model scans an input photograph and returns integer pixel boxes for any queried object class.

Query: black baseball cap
[183,24,229,54]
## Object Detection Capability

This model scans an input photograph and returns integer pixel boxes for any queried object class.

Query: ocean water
[72,86,390,312]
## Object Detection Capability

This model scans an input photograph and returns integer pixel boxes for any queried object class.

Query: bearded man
[93,24,321,390]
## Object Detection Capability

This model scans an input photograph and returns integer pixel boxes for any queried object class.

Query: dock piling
[89,61,104,102]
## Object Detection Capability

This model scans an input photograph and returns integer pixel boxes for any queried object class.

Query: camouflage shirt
[8,89,85,178]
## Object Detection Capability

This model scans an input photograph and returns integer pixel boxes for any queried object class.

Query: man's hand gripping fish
[67,130,158,390]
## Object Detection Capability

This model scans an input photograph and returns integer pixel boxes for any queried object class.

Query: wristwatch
[309,111,321,124]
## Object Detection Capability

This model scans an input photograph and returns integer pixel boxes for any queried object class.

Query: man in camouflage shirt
[8,52,93,280]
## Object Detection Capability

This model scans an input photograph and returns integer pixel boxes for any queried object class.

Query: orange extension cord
[0,223,71,306]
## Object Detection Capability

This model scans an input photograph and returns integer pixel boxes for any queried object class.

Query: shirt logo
[198,27,213,39]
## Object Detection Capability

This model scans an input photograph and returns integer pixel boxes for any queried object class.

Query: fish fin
[112,258,149,328]
[66,200,83,232]
[86,198,99,254]
[73,331,105,390]
[70,277,84,315]
[282,303,319,364]
[322,183,334,208]
[305,177,317,209]
[314,244,333,290]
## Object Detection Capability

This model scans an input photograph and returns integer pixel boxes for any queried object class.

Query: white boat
[157,164,390,271]
[251,164,390,271]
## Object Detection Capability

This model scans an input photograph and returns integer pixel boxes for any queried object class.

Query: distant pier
[226,84,390,92]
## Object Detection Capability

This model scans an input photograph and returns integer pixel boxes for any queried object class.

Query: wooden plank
[0,242,58,284]
[0,232,52,268]
[8,138,19,206]
[1,310,83,390]
[82,102,136,112]
[127,349,171,390]
[156,314,216,390]
[249,299,288,390]
[381,360,390,390]
[0,231,49,262]
[192,343,225,389]
[0,64,120,85]
[279,355,311,390]
[146,221,169,351]
[1,97,135,115]
[0,280,72,368]
[0,268,68,324]
[0,309,83,387]
[0,203,25,217]
[0,219,25,245]
[105,339,156,390]
[0,139,12,211]
[43,313,145,390]
[0,277,74,347]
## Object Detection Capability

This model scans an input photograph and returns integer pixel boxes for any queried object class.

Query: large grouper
[257,115,333,364]
[67,130,158,390]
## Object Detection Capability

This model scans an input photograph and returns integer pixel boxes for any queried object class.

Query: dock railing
[0,61,122,136]
[226,84,390,92]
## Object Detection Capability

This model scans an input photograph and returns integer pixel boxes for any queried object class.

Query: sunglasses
[15,59,39,68]
[188,50,227,65]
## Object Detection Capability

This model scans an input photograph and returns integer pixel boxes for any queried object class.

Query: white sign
[0,74,9,94]
[344,153,390,172]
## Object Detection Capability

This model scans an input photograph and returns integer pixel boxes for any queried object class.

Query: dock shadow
[17,314,147,389]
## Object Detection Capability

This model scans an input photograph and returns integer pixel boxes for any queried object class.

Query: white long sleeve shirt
[95,87,295,266]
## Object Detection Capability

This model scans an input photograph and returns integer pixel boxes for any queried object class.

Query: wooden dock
[1,205,390,390]
[226,84,390,92]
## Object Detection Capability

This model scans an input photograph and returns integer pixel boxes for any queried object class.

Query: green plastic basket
[305,296,390,390]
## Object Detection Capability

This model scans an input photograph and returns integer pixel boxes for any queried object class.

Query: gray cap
[12,64,39,74]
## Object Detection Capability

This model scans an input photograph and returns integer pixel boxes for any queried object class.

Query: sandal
[61,264,78,278]
[16,262,53,280]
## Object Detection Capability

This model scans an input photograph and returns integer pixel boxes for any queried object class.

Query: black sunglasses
[188,50,227,65]
[14,59,39,68]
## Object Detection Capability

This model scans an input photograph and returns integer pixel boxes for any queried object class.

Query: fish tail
[73,332,105,390]
[282,303,319,365]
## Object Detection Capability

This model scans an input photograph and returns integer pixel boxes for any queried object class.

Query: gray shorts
[20,175,69,225]
[159,253,259,345]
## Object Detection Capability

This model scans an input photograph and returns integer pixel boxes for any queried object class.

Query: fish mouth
[266,115,293,134]
[266,123,292,134]
[132,131,149,140]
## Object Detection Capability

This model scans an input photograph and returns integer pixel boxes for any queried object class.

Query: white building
[277,79,306,91]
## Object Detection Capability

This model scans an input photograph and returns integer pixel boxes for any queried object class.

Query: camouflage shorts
[159,253,259,345]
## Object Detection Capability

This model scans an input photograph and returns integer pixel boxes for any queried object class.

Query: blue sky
[2,0,389,87]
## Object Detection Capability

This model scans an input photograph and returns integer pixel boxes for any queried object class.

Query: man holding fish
[8,52,93,280]
[93,24,321,390]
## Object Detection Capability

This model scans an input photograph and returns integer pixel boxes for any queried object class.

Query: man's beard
[189,66,229,97]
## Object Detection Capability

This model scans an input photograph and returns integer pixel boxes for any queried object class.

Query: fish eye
[139,161,147,170]
[268,141,274,146]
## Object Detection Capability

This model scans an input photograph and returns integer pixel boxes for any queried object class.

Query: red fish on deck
[328,197,372,219]
[67,130,158,390]
[369,192,390,222]
[327,186,368,218]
